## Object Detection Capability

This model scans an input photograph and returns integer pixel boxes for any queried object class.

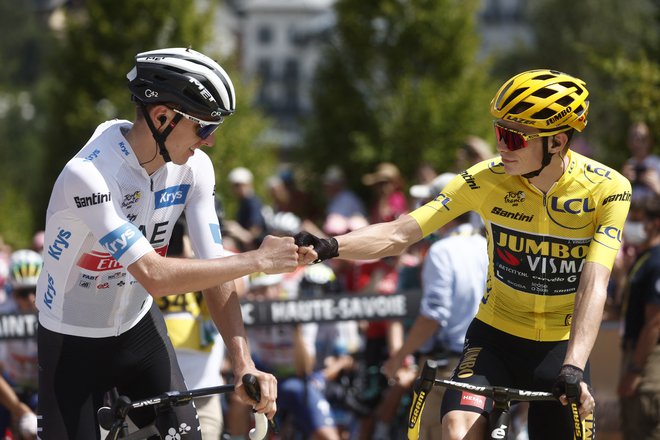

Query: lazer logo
[550,197,595,214]
[602,191,631,205]
[74,192,111,208]
[504,115,535,125]
[43,273,56,310]
[47,229,72,261]
[100,224,141,260]
[154,185,190,209]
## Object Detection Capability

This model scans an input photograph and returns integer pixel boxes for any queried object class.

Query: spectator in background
[0,250,41,439]
[0,375,35,440]
[303,263,361,440]
[622,121,660,203]
[31,231,44,255]
[267,171,325,238]
[224,166,268,251]
[361,162,408,224]
[230,272,340,440]
[413,163,438,186]
[156,219,230,439]
[454,135,495,172]
[617,196,660,440]
[322,166,368,236]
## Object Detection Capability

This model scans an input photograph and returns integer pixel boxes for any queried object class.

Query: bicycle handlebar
[100,374,270,440]
[242,374,272,440]
[407,360,563,440]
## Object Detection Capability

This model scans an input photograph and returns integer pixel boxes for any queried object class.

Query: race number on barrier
[241,289,422,327]
[0,290,422,338]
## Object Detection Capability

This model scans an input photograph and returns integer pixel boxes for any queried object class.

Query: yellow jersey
[409,150,631,341]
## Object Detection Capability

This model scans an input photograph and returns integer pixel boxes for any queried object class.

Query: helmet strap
[522,137,553,179]
[138,103,182,163]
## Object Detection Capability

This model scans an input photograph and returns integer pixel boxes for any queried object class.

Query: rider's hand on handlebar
[551,364,594,419]
[236,370,278,420]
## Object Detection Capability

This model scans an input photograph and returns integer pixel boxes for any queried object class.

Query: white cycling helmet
[9,249,43,290]
[127,47,236,120]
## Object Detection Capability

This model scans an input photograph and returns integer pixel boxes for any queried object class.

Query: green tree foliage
[39,0,215,210]
[491,0,659,167]
[36,0,275,228]
[297,0,496,201]
[205,67,277,220]
[0,0,51,247]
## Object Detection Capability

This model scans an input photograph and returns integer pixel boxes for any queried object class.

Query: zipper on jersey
[150,178,154,192]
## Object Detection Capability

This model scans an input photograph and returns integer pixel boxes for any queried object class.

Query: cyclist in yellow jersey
[294,69,631,439]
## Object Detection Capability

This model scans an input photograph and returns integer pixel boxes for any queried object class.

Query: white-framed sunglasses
[171,108,224,139]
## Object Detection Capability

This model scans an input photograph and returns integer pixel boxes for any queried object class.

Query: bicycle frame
[407,360,583,440]
[98,374,270,440]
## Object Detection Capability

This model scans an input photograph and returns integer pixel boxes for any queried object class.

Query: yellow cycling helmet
[490,69,589,132]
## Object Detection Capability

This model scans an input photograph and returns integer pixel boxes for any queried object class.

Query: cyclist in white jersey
[35,47,314,440]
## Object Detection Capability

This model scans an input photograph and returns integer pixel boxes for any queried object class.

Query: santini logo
[155,185,190,209]
[74,192,111,208]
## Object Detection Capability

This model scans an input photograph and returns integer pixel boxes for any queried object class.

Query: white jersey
[36,120,225,338]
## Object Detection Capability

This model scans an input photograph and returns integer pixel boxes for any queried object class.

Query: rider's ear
[550,135,564,153]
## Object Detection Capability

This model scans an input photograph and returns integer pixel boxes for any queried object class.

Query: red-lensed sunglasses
[493,122,566,151]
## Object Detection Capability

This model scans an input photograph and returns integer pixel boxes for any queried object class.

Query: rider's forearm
[564,262,610,369]
[129,250,269,298]
[335,215,423,260]
[392,316,439,361]
[203,283,255,374]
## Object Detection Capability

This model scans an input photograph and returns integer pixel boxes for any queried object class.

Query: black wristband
[552,364,584,400]
[294,232,339,263]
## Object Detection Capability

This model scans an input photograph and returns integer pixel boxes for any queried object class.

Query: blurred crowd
[0,122,658,439]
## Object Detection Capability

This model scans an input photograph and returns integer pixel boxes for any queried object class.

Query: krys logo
[47,229,72,261]
[155,184,190,209]
[100,223,141,260]
[43,273,57,310]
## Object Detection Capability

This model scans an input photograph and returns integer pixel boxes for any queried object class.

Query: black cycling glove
[551,364,583,401]
[294,231,339,263]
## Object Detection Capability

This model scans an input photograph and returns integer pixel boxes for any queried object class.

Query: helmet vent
[502,87,527,109]
[534,74,555,81]
[532,88,554,99]
[532,108,555,120]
